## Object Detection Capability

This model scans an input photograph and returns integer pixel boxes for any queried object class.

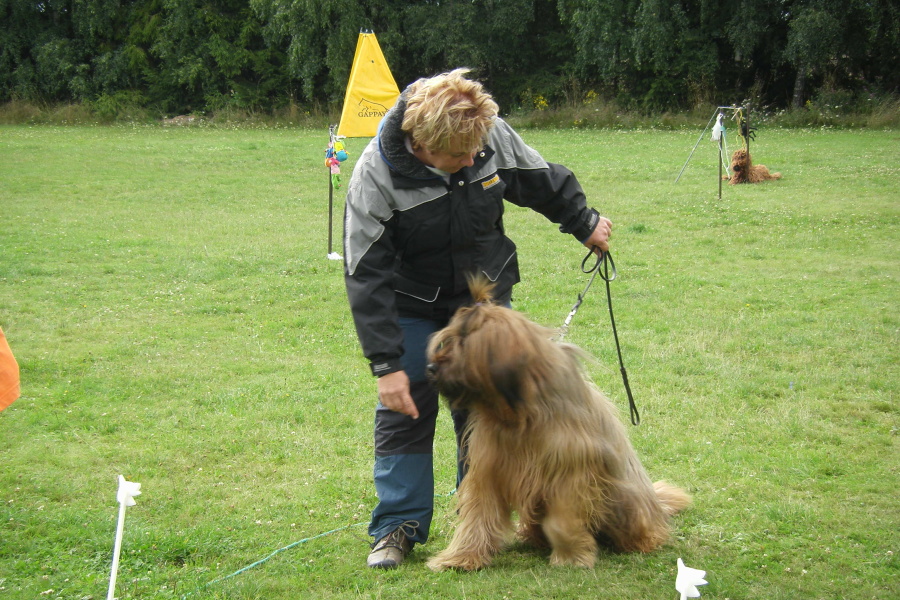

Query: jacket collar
[378,93,441,183]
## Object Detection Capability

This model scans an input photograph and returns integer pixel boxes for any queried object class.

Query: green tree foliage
[150,0,286,113]
[0,0,77,101]
[396,0,573,107]
[0,0,897,115]
[784,0,899,107]
[786,4,842,107]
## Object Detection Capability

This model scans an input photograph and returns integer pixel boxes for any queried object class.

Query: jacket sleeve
[343,149,405,377]
[491,119,600,242]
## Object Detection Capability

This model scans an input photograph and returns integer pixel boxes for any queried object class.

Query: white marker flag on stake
[107,476,141,600]
[676,557,708,600]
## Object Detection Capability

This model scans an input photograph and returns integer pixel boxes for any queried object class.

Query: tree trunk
[792,65,808,109]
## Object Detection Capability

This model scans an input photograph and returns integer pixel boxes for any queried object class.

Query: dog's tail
[653,481,692,516]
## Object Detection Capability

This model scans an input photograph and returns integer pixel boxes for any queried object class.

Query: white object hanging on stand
[711,113,725,142]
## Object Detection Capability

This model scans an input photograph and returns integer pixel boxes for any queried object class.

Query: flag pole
[326,124,343,261]
[107,499,127,600]
[107,476,141,600]
[328,129,335,256]
[718,124,723,199]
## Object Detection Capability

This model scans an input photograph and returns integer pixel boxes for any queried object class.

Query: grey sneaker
[367,522,418,569]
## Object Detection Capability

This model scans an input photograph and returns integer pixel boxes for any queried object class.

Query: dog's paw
[516,523,549,548]
[427,552,489,572]
[549,550,596,568]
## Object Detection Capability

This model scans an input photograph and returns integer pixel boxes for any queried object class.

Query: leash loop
[581,247,617,281]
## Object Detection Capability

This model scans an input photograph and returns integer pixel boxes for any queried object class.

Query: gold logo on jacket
[481,175,501,190]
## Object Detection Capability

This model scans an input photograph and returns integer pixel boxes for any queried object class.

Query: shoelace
[374,519,420,549]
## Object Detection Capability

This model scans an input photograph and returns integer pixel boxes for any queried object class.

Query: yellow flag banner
[337,32,400,138]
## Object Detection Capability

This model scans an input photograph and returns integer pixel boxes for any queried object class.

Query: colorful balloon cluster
[325,140,349,188]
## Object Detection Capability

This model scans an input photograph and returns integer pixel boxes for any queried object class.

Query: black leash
[560,248,640,426]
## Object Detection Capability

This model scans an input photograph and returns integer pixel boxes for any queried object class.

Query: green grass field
[1,124,897,599]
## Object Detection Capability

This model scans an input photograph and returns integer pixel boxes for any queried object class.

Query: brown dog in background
[425,278,690,571]
[726,148,781,184]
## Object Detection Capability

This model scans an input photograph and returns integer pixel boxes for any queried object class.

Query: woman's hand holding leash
[582,215,612,254]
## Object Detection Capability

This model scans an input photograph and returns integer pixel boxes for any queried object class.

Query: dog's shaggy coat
[425,279,690,571]
[726,148,782,184]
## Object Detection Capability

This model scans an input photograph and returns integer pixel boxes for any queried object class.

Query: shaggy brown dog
[425,279,690,571]
[726,148,781,184]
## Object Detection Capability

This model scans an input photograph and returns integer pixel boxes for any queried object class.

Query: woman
[342,68,612,568]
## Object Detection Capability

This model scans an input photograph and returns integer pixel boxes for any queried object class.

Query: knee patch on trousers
[374,380,438,456]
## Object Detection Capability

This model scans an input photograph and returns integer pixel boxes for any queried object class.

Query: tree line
[1,0,897,116]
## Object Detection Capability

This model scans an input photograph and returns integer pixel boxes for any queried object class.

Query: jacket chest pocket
[466,172,506,232]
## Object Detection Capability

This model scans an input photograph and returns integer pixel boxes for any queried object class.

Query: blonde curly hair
[402,68,498,153]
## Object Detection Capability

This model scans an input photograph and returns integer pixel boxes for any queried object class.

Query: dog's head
[426,277,559,420]
[730,148,750,173]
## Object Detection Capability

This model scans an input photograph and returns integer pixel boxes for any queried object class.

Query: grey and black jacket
[343,93,601,377]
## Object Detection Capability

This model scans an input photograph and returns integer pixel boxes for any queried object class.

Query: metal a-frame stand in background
[676,105,753,199]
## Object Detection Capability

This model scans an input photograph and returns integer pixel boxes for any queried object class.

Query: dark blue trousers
[369,316,469,545]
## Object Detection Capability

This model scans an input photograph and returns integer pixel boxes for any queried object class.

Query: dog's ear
[487,350,526,411]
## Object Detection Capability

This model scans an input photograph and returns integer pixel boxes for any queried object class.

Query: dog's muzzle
[426,362,440,378]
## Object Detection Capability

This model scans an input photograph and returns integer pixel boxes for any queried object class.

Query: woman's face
[414,137,481,174]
